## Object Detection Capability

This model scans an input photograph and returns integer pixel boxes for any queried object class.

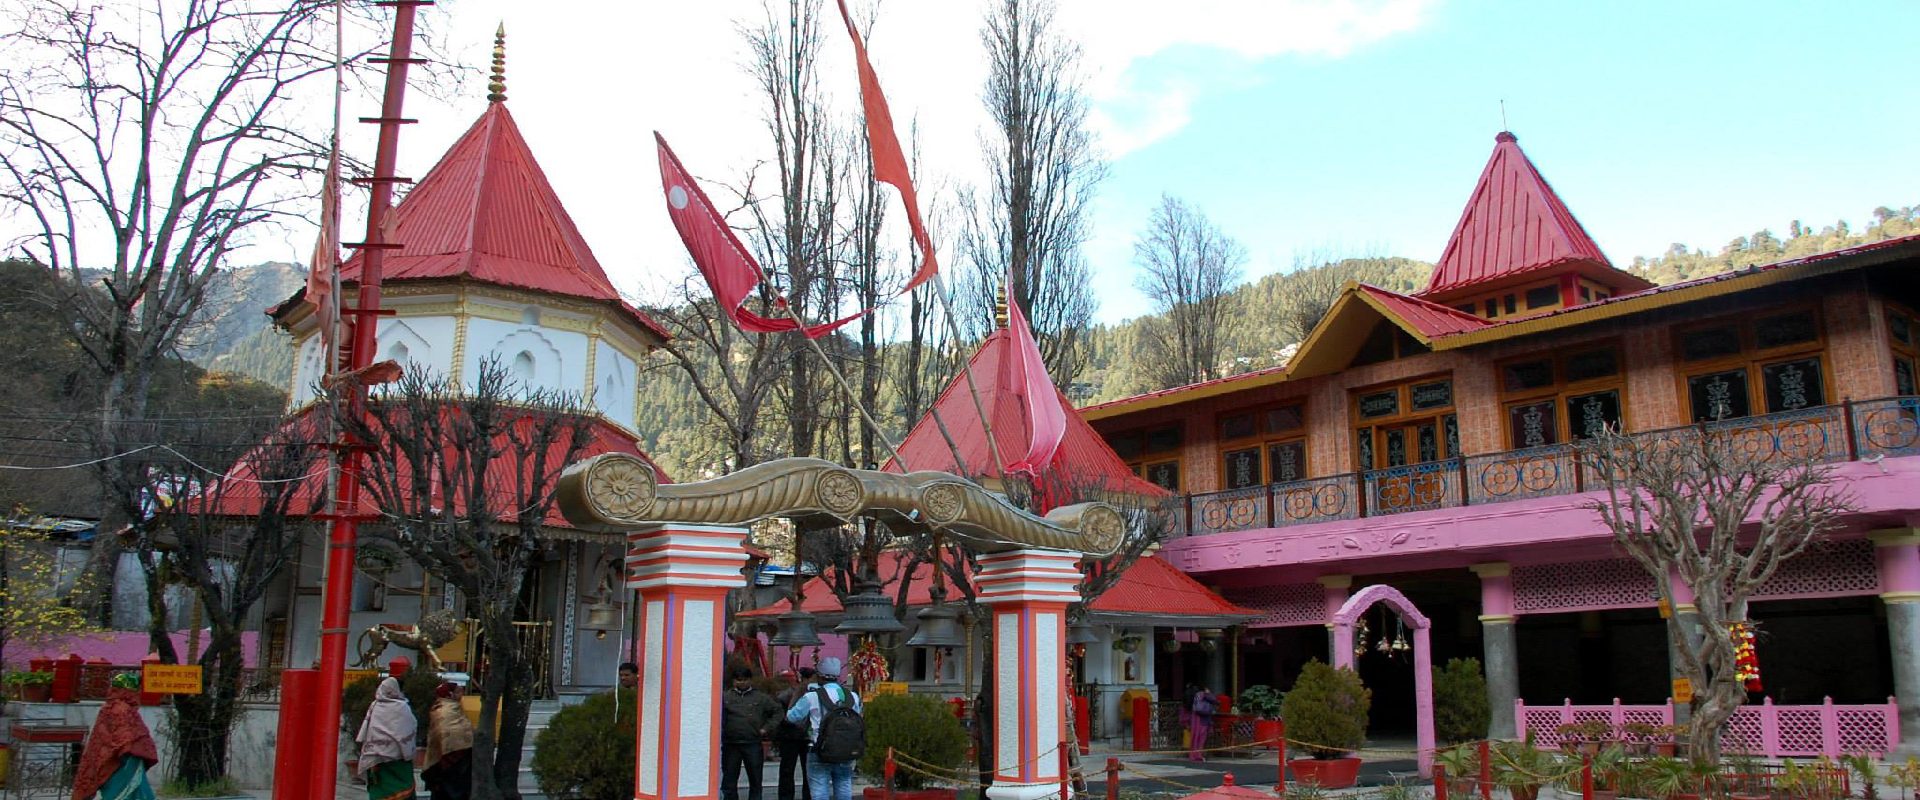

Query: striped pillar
[977,548,1082,800]
[626,525,750,800]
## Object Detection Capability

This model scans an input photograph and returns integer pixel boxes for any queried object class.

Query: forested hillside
[185,205,1920,481]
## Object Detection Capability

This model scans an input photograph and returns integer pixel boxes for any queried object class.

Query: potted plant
[1492,734,1559,800]
[1279,659,1371,789]
[1112,635,1142,654]
[1623,722,1660,755]
[1582,744,1631,800]
[1236,685,1285,749]
[857,694,970,800]
[1653,723,1688,758]
[1556,719,1611,755]
[1436,744,1481,798]
[1433,658,1490,745]
[1641,756,1694,800]
[5,671,54,702]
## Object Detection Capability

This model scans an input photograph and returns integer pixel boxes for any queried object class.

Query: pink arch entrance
[1330,584,1435,778]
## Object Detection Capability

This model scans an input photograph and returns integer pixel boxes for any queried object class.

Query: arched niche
[1330,584,1435,777]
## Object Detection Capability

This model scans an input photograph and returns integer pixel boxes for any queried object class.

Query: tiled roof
[886,326,1169,500]
[1356,284,1492,339]
[1420,131,1644,299]
[332,103,668,340]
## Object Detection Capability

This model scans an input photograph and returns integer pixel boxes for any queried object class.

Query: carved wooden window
[1116,422,1184,490]
[1888,303,1919,396]
[1497,343,1626,447]
[1216,401,1308,488]
[1352,375,1456,470]
[1675,305,1827,422]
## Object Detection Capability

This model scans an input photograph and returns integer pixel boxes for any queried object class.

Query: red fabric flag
[655,133,868,338]
[306,139,343,369]
[1003,295,1066,476]
[833,0,939,291]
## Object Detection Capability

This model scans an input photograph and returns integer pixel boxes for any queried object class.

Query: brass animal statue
[355,609,458,671]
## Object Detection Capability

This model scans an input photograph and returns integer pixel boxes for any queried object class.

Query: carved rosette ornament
[557,454,1127,556]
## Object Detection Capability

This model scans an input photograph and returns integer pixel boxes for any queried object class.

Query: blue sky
[1083,1,1920,319]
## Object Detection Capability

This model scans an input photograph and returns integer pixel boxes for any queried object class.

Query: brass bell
[769,610,825,647]
[835,579,905,635]
[1067,620,1101,646]
[582,602,621,636]
[906,604,968,649]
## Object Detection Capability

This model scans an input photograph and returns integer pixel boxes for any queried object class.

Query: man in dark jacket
[773,668,815,800]
[722,666,783,800]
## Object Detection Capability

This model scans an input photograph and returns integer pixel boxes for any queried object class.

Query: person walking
[784,658,862,800]
[72,677,158,800]
[722,666,783,800]
[773,668,815,800]
[357,677,420,800]
[1187,684,1218,762]
[422,683,475,800]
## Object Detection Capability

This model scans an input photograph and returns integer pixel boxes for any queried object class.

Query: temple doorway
[1348,570,1482,737]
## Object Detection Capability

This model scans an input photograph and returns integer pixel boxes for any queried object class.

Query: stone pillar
[1203,631,1228,694]
[1872,529,1920,753]
[1318,574,1352,657]
[1666,572,1700,725]
[627,525,750,800]
[977,548,1082,800]
[1470,563,1518,739]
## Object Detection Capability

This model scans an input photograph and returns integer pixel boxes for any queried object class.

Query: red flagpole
[310,3,426,800]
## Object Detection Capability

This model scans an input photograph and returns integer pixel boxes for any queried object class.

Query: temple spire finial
[487,23,507,104]
[994,285,1009,329]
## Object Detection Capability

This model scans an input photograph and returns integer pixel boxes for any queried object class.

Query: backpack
[812,685,865,763]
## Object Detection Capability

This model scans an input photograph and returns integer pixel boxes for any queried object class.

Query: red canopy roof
[326,103,667,340]
[1356,284,1491,338]
[200,405,670,532]
[1420,132,1651,301]
[740,554,1254,620]
[884,327,1168,500]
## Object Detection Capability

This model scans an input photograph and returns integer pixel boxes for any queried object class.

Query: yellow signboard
[1671,678,1694,704]
[345,669,380,686]
[871,682,908,698]
[143,664,204,695]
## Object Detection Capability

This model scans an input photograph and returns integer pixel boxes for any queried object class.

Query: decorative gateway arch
[1330,585,1437,778]
[557,454,1129,800]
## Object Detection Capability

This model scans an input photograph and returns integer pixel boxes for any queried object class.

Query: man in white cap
[784,657,862,800]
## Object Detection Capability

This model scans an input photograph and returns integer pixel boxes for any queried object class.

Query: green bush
[533,690,637,800]
[857,693,970,790]
[1433,657,1489,744]
[340,670,442,751]
[1279,659,1370,758]
[1236,685,1284,719]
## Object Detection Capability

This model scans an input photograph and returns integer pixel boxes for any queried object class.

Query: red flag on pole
[306,139,343,368]
[1003,295,1066,476]
[833,0,939,291]
[655,133,867,338]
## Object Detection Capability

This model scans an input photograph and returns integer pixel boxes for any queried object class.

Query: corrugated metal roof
[335,103,668,340]
[886,327,1170,500]
[1420,132,1642,299]
[1356,284,1492,339]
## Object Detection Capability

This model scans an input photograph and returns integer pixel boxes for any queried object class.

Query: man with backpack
[783,657,863,800]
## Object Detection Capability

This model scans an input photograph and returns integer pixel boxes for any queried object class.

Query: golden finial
[993,285,1009,329]
[486,23,507,104]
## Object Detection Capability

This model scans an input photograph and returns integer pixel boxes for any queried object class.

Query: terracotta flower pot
[1253,719,1284,749]
[1510,785,1541,800]
[1288,757,1362,790]
[19,684,50,703]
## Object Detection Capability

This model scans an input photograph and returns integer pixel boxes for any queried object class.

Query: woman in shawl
[73,677,158,800]
[421,683,475,800]
[357,677,420,800]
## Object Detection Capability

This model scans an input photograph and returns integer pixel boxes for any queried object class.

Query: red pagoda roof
[740,554,1253,621]
[884,326,1168,500]
[1420,132,1652,300]
[200,405,670,536]
[326,103,668,340]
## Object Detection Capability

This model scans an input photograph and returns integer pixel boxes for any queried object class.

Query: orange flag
[834,0,938,291]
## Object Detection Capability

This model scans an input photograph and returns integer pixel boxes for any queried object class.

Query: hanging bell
[582,601,621,633]
[835,580,906,635]
[1067,620,1101,646]
[769,610,825,647]
[906,604,968,649]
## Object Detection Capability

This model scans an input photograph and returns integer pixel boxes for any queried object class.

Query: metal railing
[1174,396,1920,537]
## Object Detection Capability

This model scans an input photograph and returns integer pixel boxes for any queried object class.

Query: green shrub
[1433,657,1489,744]
[533,689,637,800]
[1236,684,1284,719]
[1279,659,1370,758]
[857,693,970,790]
[340,670,442,751]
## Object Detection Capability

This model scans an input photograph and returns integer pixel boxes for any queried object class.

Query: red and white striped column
[976,548,1083,800]
[627,525,750,800]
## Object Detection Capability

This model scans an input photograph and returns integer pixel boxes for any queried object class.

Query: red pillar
[1131,696,1150,751]
[274,669,317,800]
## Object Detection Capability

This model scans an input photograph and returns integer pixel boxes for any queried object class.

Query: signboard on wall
[142,664,203,694]
[1671,678,1694,704]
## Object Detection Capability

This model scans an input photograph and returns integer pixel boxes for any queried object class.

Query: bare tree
[344,360,595,800]
[653,282,793,470]
[1133,194,1244,388]
[146,413,324,785]
[1578,424,1851,762]
[960,0,1106,385]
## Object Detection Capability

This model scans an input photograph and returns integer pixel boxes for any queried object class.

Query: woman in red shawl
[73,677,158,800]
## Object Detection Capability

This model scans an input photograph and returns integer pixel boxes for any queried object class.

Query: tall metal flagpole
[311,3,425,800]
